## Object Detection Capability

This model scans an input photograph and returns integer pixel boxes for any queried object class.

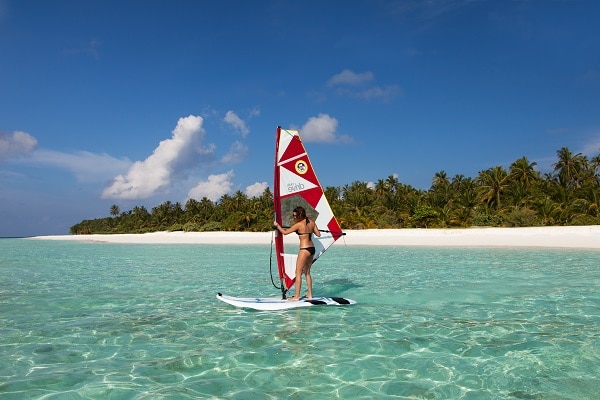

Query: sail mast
[273,127,288,298]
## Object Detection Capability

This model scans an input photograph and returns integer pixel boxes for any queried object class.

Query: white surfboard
[216,293,356,311]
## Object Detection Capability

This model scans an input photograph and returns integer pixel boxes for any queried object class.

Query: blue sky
[1,0,599,237]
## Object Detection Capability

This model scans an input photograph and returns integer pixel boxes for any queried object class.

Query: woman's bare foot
[287,296,300,301]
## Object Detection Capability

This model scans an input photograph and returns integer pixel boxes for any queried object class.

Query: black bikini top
[296,218,312,239]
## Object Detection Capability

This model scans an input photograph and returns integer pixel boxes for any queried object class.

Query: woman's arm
[274,221,298,235]
[312,222,321,237]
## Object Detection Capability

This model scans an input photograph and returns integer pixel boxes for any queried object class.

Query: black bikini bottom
[300,247,316,255]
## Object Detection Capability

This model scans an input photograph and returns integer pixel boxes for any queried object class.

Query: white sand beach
[30,226,600,249]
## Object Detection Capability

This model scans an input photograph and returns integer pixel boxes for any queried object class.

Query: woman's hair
[293,206,307,222]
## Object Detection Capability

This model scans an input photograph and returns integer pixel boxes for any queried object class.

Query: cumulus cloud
[327,69,374,86]
[300,114,352,143]
[326,69,400,102]
[102,115,214,200]
[224,111,250,137]
[0,130,38,161]
[221,140,249,165]
[188,170,234,202]
[245,181,268,198]
[581,135,600,157]
[31,149,132,182]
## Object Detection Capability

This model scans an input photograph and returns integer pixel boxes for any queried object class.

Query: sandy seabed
[30,226,600,250]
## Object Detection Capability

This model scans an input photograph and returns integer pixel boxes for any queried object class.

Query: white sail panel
[276,129,298,163]
[278,166,318,198]
[281,253,298,282]
[314,195,335,231]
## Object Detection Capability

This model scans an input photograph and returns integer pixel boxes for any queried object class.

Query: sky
[1,0,599,237]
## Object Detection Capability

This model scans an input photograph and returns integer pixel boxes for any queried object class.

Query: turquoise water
[1,239,600,399]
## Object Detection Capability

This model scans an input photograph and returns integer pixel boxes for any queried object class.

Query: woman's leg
[304,263,313,299]
[289,251,310,300]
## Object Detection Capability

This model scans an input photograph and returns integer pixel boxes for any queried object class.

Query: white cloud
[221,140,249,165]
[333,84,401,102]
[102,115,214,200]
[31,149,132,182]
[581,135,600,157]
[327,69,374,87]
[249,106,261,117]
[301,114,338,142]
[188,170,234,202]
[245,181,268,198]
[326,69,400,102]
[0,130,38,161]
[224,110,250,137]
[356,85,401,101]
[2,131,131,182]
[300,114,352,143]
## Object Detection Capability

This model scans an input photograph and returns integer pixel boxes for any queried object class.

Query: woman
[273,206,321,301]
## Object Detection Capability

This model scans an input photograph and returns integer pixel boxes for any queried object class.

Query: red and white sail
[273,127,343,295]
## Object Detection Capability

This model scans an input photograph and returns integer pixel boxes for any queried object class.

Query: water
[1,238,600,399]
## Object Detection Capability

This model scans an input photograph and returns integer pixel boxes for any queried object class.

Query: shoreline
[28,226,600,249]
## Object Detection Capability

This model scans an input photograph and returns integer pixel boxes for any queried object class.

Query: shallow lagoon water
[1,238,600,399]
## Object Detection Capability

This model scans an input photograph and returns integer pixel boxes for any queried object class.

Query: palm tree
[476,166,508,210]
[451,174,466,191]
[554,147,586,189]
[452,176,476,226]
[385,174,399,194]
[232,190,248,210]
[429,170,451,210]
[432,170,449,188]
[341,181,374,228]
[374,179,387,199]
[532,196,560,225]
[324,186,342,205]
[151,201,184,229]
[505,156,540,208]
[131,205,150,228]
[508,156,539,190]
[342,181,373,209]
[591,153,600,184]
[110,204,120,217]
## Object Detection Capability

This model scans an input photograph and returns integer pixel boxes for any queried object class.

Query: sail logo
[295,160,308,175]
[287,182,305,193]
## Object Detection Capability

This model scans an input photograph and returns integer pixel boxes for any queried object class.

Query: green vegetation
[70,147,600,234]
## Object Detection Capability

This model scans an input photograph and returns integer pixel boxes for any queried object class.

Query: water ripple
[1,240,600,398]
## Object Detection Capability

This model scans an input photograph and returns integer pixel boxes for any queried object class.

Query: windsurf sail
[273,127,344,298]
